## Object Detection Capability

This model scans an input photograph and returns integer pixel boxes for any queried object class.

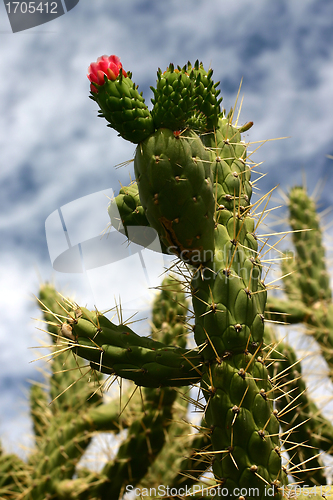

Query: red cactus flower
[87,55,127,93]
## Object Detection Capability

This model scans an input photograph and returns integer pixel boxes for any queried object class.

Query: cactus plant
[4,56,333,500]
[57,56,292,499]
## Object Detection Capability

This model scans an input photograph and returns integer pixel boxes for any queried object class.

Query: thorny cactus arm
[61,306,202,387]
[55,276,199,500]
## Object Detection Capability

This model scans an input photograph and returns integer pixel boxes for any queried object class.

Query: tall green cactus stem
[266,187,333,374]
[287,187,331,305]
[185,120,288,498]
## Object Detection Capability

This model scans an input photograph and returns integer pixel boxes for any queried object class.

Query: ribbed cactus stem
[288,187,331,305]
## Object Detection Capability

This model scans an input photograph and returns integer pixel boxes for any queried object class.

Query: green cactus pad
[134,128,215,264]
[108,181,149,234]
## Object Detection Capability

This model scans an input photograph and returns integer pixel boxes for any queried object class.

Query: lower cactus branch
[60,306,203,387]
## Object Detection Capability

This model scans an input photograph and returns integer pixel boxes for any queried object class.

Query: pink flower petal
[87,55,126,92]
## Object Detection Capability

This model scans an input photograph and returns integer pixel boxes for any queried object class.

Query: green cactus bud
[108,181,149,234]
[151,61,222,133]
[151,64,195,131]
[186,60,222,131]
[88,55,154,143]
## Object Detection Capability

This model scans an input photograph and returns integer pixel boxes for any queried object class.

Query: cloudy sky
[1,0,333,457]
